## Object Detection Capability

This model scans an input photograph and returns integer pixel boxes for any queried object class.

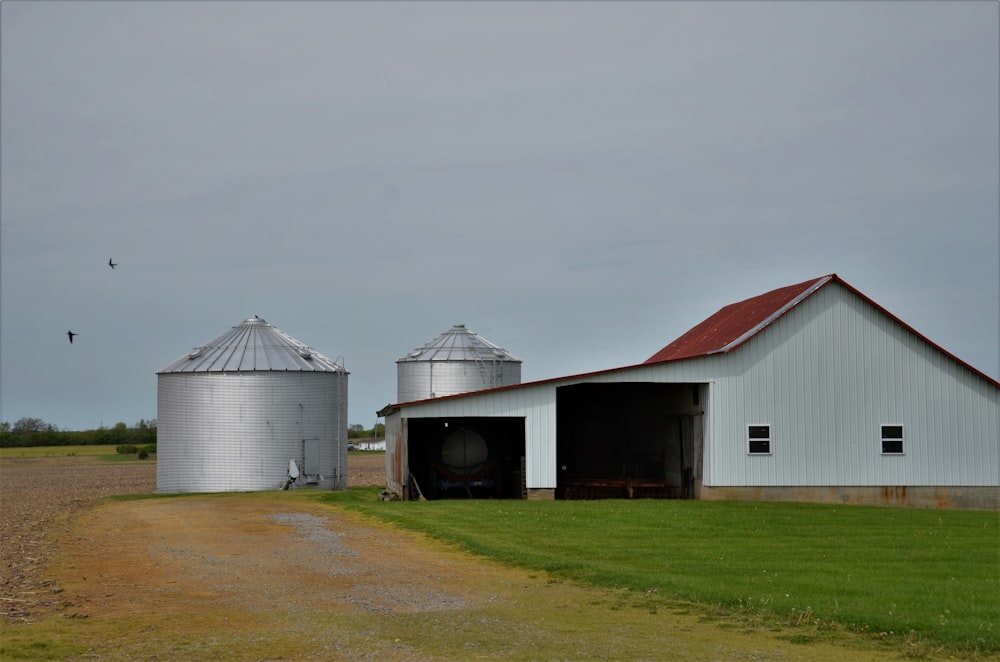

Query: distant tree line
[0,417,380,447]
[0,418,157,448]
[348,422,385,440]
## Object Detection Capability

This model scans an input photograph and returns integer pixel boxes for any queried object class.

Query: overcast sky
[2,1,997,431]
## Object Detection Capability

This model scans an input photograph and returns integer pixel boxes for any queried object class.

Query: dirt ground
[0,456,158,621]
[0,454,906,660]
[0,453,384,622]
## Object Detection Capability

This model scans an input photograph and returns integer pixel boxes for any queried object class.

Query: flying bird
[67,331,78,344]
[108,258,117,269]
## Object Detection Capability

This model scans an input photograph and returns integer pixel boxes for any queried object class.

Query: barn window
[881,425,903,454]
[748,425,771,454]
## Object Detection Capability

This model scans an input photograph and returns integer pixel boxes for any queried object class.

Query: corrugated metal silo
[396,324,521,403]
[156,316,348,493]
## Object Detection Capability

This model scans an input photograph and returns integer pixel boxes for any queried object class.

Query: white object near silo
[396,324,521,403]
[156,316,348,493]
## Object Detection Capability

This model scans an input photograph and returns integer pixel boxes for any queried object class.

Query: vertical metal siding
[386,280,997,493]
[699,284,999,487]
[383,413,405,496]
[391,384,557,489]
[397,360,522,402]
[157,371,347,493]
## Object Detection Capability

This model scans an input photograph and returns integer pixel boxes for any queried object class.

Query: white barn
[380,275,999,508]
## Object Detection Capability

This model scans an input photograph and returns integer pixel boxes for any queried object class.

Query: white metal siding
[697,284,999,487]
[390,385,556,489]
[384,282,998,494]
[157,372,348,493]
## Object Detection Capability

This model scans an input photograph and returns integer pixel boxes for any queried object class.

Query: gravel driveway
[1,455,901,660]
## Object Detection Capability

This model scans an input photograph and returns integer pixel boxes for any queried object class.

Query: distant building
[380,275,999,508]
[157,317,348,493]
[353,440,387,452]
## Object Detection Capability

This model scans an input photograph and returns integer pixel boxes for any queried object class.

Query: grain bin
[156,316,348,493]
[396,324,521,403]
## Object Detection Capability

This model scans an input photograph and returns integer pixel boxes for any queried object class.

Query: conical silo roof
[157,316,346,373]
[397,324,522,364]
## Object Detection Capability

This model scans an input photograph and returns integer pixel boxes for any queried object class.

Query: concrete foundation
[697,485,999,510]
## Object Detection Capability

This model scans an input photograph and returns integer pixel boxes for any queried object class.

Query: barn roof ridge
[644,274,998,387]
[644,274,834,363]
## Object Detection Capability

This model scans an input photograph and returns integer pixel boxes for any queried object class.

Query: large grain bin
[396,324,521,402]
[156,316,348,493]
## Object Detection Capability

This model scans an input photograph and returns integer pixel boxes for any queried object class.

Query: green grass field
[1,444,111,458]
[0,445,150,462]
[325,489,1000,657]
[2,445,995,656]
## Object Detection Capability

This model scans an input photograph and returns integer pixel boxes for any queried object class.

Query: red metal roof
[645,275,833,363]
[642,274,998,388]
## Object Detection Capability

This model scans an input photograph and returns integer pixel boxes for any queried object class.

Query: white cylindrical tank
[396,324,521,403]
[156,316,348,493]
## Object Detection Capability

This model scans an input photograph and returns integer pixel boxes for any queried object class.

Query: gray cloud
[2,1,996,429]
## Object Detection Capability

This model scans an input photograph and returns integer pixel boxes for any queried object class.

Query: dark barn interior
[407,417,526,499]
[556,382,700,499]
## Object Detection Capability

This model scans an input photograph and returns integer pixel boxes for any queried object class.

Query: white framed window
[881,424,903,454]
[748,424,771,454]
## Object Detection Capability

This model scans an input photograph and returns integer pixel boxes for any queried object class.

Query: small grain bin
[156,316,348,493]
[396,324,521,402]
